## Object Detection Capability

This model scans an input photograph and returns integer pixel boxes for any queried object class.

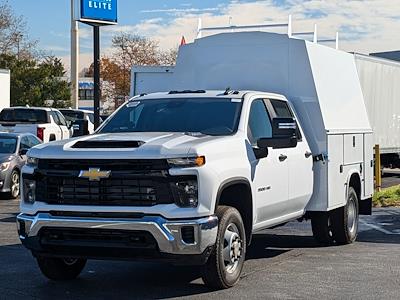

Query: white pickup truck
[0,107,71,143]
[17,31,373,289]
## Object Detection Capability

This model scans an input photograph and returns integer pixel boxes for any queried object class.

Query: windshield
[0,137,17,154]
[60,110,84,123]
[0,109,48,123]
[99,98,243,136]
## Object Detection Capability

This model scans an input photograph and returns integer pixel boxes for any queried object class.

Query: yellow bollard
[374,144,381,192]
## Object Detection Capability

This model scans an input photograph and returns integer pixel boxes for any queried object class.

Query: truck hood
[28,132,225,159]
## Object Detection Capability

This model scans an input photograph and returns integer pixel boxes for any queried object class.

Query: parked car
[0,107,71,143]
[59,109,95,134]
[0,132,41,198]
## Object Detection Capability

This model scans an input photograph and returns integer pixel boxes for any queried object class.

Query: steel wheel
[202,206,246,289]
[347,193,357,234]
[222,223,243,274]
[10,170,20,198]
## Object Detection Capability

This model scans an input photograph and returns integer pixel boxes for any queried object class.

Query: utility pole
[71,0,79,109]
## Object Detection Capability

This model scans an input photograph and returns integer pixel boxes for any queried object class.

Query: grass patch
[373,185,400,207]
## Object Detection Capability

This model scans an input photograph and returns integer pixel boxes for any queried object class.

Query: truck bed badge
[78,168,111,181]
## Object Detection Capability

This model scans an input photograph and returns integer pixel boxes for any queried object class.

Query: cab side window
[20,136,30,150]
[27,135,41,147]
[247,99,272,146]
[55,111,67,126]
[50,111,60,125]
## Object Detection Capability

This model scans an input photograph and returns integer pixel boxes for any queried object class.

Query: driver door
[247,99,289,227]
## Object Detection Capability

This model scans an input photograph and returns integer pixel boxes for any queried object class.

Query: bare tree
[85,33,178,98]
[0,1,37,59]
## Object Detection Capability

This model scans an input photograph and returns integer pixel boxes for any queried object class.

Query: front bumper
[17,213,218,259]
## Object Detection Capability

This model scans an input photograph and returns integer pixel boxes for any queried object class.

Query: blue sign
[80,0,117,24]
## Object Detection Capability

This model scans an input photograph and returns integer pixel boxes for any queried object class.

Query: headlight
[167,156,205,168]
[0,162,10,171]
[27,157,39,168]
[171,179,198,208]
[23,179,36,204]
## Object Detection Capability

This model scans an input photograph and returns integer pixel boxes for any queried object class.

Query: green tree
[0,54,71,107]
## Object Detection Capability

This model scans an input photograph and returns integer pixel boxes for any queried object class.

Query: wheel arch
[215,177,253,245]
[345,171,371,214]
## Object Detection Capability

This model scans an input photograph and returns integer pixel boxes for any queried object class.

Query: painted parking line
[359,220,400,235]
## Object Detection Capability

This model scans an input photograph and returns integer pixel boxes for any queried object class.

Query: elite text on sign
[79,0,118,25]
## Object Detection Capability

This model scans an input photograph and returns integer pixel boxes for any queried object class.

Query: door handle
[279,154,288,162]
[305,151,312,158]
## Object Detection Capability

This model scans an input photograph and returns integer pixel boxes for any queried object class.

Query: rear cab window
[0,109,49,124]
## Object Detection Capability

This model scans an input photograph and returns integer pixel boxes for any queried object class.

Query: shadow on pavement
[0,241,291,300]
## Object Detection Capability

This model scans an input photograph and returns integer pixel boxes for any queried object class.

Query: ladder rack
[196,15,340,50]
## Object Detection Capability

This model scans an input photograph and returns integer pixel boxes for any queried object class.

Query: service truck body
[18,31,373,288]
[0,69,10,111]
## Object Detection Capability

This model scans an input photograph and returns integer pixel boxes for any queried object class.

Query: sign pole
[93,25,101,129]
[71,0,79,109]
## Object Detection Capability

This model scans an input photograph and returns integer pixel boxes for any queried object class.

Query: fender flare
[214,177,253,211]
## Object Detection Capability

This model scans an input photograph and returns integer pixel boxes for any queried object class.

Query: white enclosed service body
[354,54,400,154]
[0,69,10,111]
[131,32,374,212]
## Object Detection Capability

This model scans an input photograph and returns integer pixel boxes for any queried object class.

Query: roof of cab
[131,90,287,101]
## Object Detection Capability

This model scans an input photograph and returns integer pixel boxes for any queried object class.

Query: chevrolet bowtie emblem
[78,168,111,181]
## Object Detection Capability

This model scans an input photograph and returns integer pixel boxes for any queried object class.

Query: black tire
[202,206,246,289]
[331,187,359,245]
[37,257,87,280]
[9,169,20,199]
[311,212,334,246]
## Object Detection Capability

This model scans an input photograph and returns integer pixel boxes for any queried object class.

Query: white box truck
[0,69,10,111]
[18,30,373,289]
[354,54,400,167]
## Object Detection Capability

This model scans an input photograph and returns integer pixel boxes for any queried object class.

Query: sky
[9,0,400,73]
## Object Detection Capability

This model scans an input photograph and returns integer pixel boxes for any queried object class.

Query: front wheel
[37,257,87,280]
[202,206,246,289]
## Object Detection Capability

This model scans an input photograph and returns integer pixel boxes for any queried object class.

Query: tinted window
[20,136,30,150]
[247,99,272,145]
[0,109,48,123]
[55,111,67,126]
[60,110,84,123]
[270,100,293,118]
[0,137,17,153]
[50,111,60,125]
[27,135,41,147]
[99,98,243,136]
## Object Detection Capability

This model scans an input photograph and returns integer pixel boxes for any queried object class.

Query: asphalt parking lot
[0,198,399,300]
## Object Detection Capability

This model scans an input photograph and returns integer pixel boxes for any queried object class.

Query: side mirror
[257,118,298,149]
[19,148,28,156]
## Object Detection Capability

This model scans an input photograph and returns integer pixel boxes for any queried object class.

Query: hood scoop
[72,140,145,149]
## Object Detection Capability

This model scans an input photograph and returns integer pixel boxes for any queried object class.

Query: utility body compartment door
[363,133,374,198]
